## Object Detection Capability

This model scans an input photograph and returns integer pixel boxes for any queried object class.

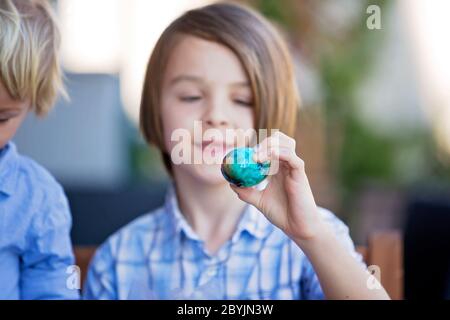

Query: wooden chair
[74,246,96,289]
[75,230,403,299]
[356,230,403,299]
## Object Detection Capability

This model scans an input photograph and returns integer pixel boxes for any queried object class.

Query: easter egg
[221,147,270,187]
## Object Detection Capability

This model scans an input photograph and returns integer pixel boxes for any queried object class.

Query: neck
[172,168,247,253]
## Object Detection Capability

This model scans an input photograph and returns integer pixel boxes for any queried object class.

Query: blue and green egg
[221,147,270,187]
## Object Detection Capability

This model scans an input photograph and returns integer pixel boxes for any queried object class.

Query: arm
[231,132,390,300]
[295,219,387,299]
[21,190,80,300]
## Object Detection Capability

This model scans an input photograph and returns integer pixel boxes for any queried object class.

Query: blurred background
[13,0,450,299]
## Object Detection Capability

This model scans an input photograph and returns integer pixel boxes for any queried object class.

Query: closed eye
[0,110,21,122]
[234,99,253,107]
[0,115,15,123]
[180,96,202,103]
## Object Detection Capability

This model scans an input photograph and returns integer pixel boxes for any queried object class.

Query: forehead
[163,35,249,86]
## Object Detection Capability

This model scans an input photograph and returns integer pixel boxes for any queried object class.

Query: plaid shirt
[83,185,363,300]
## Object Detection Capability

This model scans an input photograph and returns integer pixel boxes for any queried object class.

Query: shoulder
[15,152,67,206]
[316,207,351,235]
[274,206,352,245]
[312,206,364,264]
[84,208,170,300]
[11,151,72,237]
[277,206,362,264]
[90,206,169,270]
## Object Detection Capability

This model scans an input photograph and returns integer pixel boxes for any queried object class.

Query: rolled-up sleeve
[20,188,80,300]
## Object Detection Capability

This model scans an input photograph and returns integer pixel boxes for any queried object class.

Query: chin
[187,163,228,186]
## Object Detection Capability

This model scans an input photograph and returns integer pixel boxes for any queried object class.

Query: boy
[0,0,79,299]
[84,3,388,300]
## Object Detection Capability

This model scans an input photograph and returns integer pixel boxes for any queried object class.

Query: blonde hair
[0,0,65,116]
[140,2,300,173]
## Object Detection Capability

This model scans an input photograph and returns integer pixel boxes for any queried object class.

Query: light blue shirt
[84,185,364,300]
[0,142,79,300]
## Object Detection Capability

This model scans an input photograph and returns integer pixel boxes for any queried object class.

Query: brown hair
[140,2,300,173]
[0,0,65,116]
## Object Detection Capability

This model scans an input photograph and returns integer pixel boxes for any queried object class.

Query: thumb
[230,184,263,209]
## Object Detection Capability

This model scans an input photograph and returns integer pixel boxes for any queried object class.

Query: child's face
[0,80,29,150]
[160,35,255,185]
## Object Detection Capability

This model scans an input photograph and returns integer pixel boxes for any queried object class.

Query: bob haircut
[140,2,300,173]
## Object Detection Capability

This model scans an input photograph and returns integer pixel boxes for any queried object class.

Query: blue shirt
[0,142,80,300]
[84,185,364,300]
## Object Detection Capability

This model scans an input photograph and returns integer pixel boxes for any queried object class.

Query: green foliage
[255,0,297,29]
[253,0,450,210]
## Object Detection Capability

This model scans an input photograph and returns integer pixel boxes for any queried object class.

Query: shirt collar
[0,142,19,196]
[165,185,201,241]
[164,183,272,243]
[232,203,272,241]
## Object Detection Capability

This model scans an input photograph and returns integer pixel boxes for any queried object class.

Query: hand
[230,132,324,243]
[231,132,391,300]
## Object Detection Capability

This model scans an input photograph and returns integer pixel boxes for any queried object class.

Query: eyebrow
[169,75,250,88]
[169,75,204,86]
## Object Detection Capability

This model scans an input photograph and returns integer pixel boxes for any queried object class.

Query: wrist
[292,219,335,254]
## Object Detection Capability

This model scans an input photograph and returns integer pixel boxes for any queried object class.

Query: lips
[197,140,233,159]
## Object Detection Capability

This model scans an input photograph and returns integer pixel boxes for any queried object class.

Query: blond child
[0,0,79,299]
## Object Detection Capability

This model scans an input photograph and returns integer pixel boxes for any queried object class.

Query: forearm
[294,221,390,300]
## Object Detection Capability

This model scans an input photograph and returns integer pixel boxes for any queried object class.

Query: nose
[202,95,229,128]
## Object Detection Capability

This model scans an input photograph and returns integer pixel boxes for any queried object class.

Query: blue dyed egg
[221,147,270,187]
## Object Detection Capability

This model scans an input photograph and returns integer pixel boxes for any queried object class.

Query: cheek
[235,108,254,130]
[161,99,198,150]
[231,109,256,147]
[0,117,24,143]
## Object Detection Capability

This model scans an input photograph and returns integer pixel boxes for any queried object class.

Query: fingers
[254,131,296,153]
[253,132,304,171]
[230,184,263,209]
[271,147,304,170]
